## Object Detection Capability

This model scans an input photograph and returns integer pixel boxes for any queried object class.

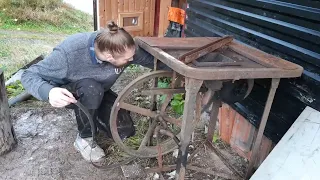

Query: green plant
[6,80,25,98]
[212,132,219,143]
[157,78,185,115]
[170,93,184,115]
[126,64,141,73]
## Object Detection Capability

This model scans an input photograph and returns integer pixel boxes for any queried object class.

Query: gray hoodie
[21,32,166,101]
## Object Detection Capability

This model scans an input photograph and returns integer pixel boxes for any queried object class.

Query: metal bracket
[178,36,233,64]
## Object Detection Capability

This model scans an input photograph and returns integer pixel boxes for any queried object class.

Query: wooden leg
[245,78,280,179]
[207,94,221,142]
[175,78,203,180]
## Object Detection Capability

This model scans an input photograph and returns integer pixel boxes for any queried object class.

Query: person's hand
[48,87,77,108]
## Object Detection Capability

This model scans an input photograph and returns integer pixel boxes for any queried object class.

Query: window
[118,12,143,31]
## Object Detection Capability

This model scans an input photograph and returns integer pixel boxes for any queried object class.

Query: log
[0,70,16,155]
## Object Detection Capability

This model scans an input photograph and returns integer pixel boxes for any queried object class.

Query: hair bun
[107,21,119,34]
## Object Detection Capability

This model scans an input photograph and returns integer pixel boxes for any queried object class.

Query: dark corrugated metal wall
[185,0,320,142]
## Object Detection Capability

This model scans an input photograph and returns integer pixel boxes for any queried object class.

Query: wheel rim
[110,70,184,158]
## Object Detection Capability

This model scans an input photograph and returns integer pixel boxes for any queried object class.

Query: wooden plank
[135,0,140,11]
[99,0,106,28]
[158,0,171,37]
[230,113,255,157]
[134,0,141,36]
[129,0,135,11]
[140,0,146,36]
[149,0,156,36]
[124,0,129,12]
[118,0,124,12]
[251,106,320,180]
[111,0,118,22]
[144,0,150,36]
[105,0,112,22]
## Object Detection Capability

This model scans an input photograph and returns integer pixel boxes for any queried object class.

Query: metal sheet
[185,0,320,143]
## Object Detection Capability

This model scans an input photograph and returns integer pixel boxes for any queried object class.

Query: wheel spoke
[160,94,173,113]
[138,120,158,150]
[142,88,186,96]
[118,102,156,118]
[161,115,182,127]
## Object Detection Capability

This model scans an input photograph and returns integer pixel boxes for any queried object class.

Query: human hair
[95,21,135,54]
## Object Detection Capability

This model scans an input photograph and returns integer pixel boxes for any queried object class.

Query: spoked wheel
[110,70,201,158]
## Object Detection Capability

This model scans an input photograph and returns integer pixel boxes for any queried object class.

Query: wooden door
[99,0,156,37]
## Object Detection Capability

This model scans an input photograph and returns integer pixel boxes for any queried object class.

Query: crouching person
[21,21,166,163]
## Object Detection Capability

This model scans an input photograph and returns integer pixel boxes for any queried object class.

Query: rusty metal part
[186,165,239,180]
[143,87,207,97]
[195,93,202,125]
[135,38,303,80]
[119,102,156,117]
[175,78,203,180]
[178,36,234,63]
[153,116,181,174]
[206,95,221,142]
[160,93,173,113]
[158,115,169,129]
[245,78,280,179]
[192,60,243,67]
[114,37,303,180]
[157,115,180,145]
[110,71,201,159]
[159,129,180,145]
[228,42,299,70]
[201,81,223,114]
[205,141,244,178]
[154,126,164,170]
[149,57,159,146]
[160,114,182,127]
[136,37,220,49]
[117,103,182,127]
[244,79,254,99]
[142,87,186,96]
[139,120,158,150]
[110,71,180,158]
[150,57,158,110]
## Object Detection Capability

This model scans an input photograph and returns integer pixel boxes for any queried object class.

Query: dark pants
[62,78,135,139]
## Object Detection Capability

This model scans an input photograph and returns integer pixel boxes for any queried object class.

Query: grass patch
[0,36,62,80]
[0,1,93,34]
[6,80,24,98]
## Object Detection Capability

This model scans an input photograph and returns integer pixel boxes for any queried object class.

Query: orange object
[167,7,186,25]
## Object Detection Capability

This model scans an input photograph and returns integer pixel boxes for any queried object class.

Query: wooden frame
[118,12,144,31]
